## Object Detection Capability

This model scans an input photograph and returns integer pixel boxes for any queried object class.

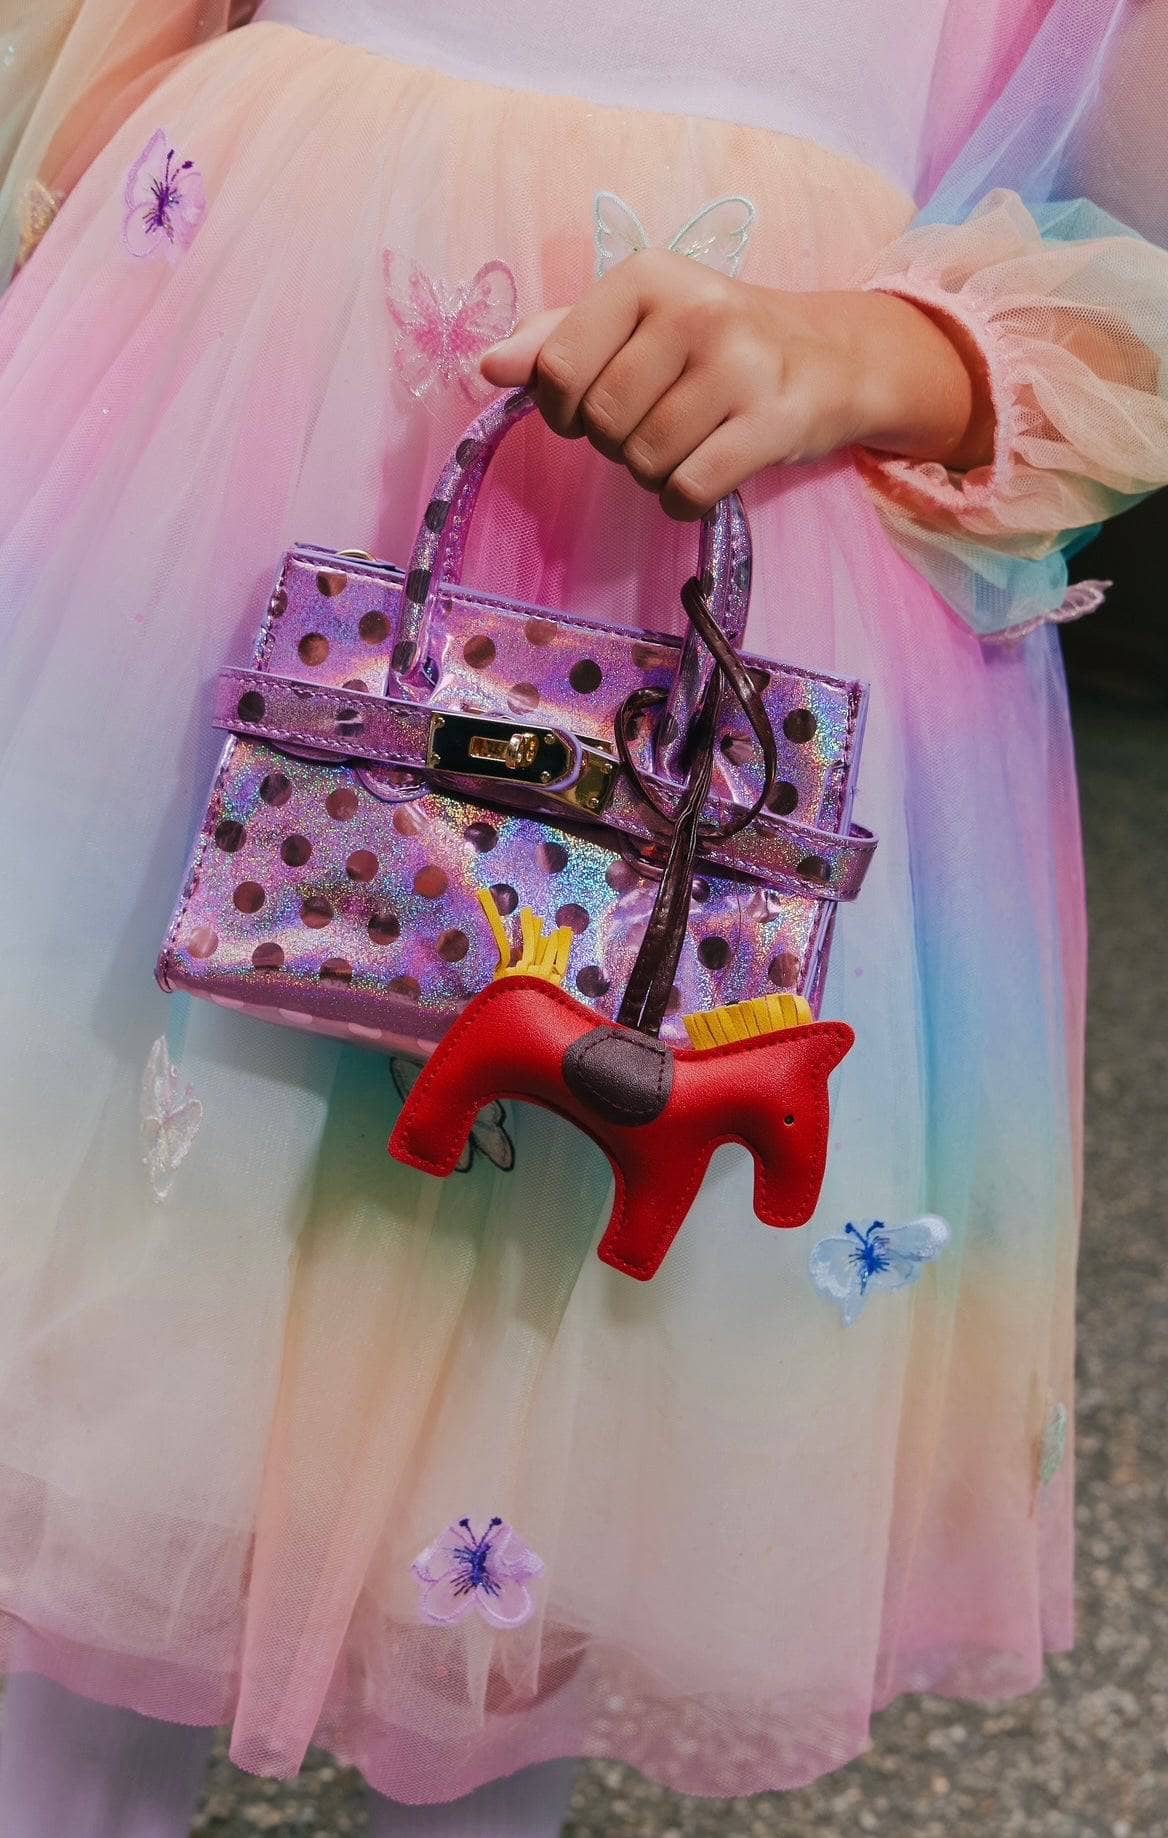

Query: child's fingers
[528,268,645,435]
[620,364,730,490]
[479,308,568,385]
[659,413,769,520]
[572,319,689,459]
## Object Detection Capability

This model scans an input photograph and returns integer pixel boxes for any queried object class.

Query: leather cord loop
[614,577,780,1037]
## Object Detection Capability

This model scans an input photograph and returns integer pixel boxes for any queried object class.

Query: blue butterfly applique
[809,1215,951,1326]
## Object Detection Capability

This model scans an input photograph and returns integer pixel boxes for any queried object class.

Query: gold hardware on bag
[426,712,616,814]
[559,749,616,815]
[428,712,566,784]
[468,730,540,771]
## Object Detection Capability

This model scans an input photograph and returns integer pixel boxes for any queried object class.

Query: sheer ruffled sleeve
[855,189,1168,639]
[0,0,253,285]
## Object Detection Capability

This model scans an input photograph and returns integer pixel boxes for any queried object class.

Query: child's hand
[480,251,992,519]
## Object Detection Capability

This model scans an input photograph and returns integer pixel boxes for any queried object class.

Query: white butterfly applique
[1037,1395,1068,1489]
[593,191,757,280]
[390,1057,515,1174]
[140,1036,204,1201]
[382,253,518,405]
[809,1215,951,1326]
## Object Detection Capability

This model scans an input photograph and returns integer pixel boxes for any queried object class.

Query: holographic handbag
[158,387,875,1059]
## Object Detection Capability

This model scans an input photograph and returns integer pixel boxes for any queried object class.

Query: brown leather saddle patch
[562,1026,674,1127]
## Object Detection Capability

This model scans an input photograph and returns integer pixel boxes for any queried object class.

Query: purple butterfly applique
[123,130,206,263]
[382,253,518,404]
[412,1516,544,1628]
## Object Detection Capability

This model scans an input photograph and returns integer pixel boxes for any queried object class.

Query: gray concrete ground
[192,693,1168,1838]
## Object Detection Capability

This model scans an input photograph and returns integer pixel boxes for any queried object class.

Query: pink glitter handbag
[158,388,875,1056]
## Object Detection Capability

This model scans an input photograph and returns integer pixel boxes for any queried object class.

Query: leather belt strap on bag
[214,659,874,907]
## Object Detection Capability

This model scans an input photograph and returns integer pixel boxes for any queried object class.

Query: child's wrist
[840,289,994,471]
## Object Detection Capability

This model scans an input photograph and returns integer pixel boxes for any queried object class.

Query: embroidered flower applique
[140,1036,204,1200]
[382,253,518,404]
[122,130,206,263]
[412,1516,544,1628]
[390,1057,514,1172]
[809,1215,951,1326]
[593,191,756,280]
[1037,1395,1068,1488]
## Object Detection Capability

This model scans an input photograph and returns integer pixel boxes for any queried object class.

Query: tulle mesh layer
[0,3,1123,1804]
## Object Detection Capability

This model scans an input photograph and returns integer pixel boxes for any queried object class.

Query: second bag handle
[389,388,753,782]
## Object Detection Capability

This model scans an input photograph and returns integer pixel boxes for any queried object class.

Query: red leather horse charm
[389,977,853,1279]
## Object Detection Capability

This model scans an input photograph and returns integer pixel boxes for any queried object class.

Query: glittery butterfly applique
[382,253,518,405]
[593,191,757,280]
[122,130,206,264]
[16,178,64,270]
[390,1057,515,1173]
[412,1516,544,1628]
[1037,1395,1068,1488]
[809,1215,951,1326]
[140,1036,204,1200]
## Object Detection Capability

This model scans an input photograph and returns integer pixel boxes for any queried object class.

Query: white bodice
[252,0,957,193]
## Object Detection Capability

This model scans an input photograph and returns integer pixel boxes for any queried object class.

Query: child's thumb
[480,307,569,384]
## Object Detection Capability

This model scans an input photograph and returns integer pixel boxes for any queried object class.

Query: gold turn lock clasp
[468,729,541,771]
[426,711,616,814]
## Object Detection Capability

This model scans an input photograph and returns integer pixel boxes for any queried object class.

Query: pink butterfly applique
[382,253,518,405]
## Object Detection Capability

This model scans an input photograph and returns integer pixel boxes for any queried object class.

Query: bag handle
[390,388,752,781]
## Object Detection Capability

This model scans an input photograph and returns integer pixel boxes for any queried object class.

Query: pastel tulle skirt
[0,19,1081,1803]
